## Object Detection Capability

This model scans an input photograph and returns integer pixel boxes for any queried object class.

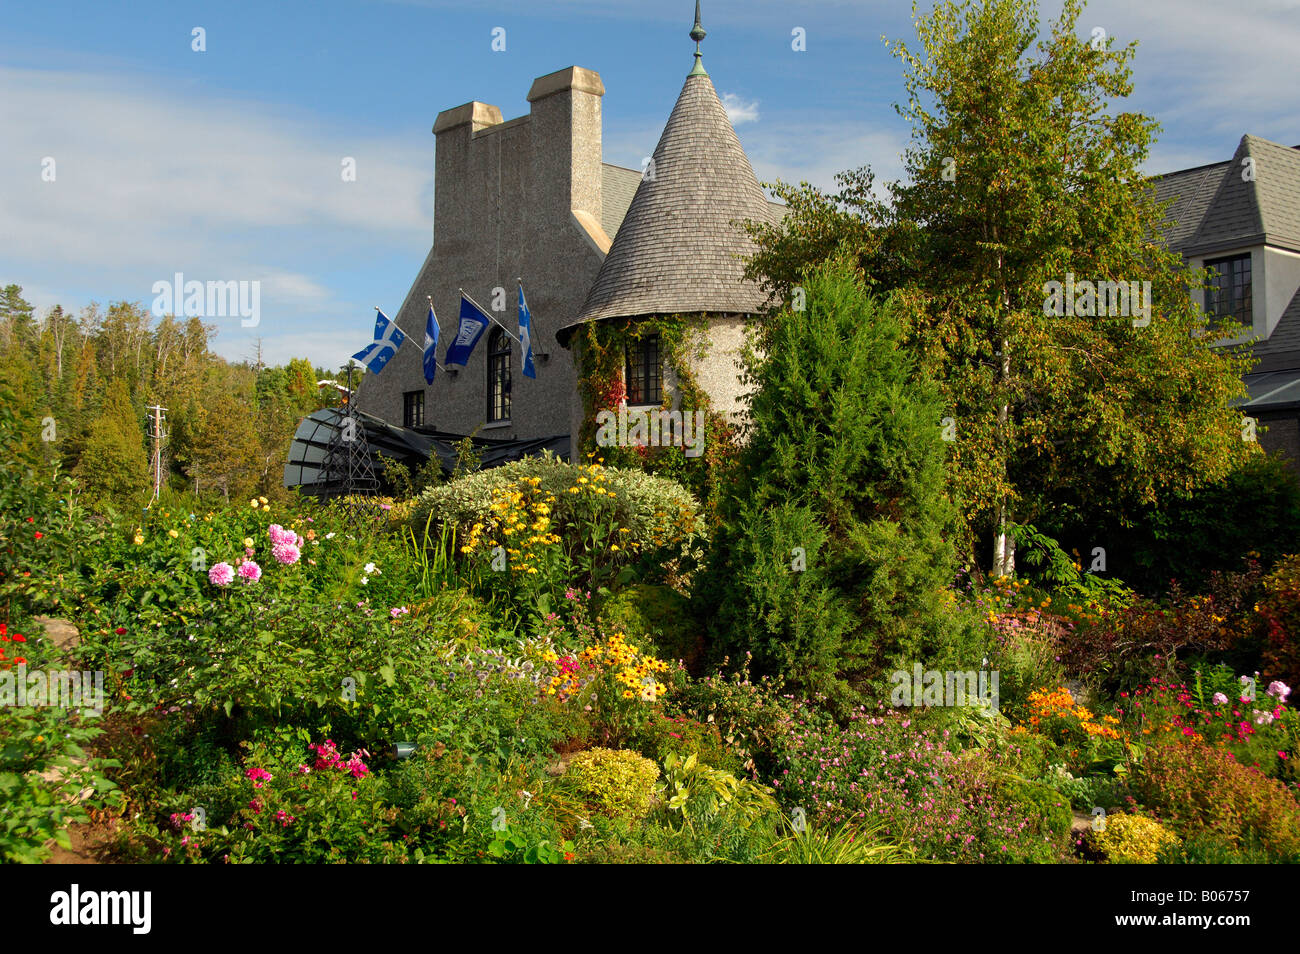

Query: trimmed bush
[565,748,661,819]
[1086,812,1180,864]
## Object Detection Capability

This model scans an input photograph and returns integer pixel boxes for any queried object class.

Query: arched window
[487,327,511,422]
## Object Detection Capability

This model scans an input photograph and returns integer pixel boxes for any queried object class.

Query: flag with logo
[423,305,439,384]
[445,294,491,367]
[518,282,536,379]
[352,309,405,375]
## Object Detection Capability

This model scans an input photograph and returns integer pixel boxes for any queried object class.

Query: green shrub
[1257,553,1300,689]
[1132,740,1300,858]
[411,453,704,575]
[566,747,660,819]
[1085,812,1180,864]
[599,584,701,669]
[1157,831,1279,864]
[701,260,981,702]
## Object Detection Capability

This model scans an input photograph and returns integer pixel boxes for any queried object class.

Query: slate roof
[1153,135,1300,256]
[561,68,779,341]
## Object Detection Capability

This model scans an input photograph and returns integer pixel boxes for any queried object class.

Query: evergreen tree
[75,378,150,506]
[702,260,980,703]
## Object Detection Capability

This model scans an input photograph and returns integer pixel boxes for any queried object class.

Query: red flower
[26,517,33,522]
[33,532,43,540]
[11,634,24,643]
[115,627,127,635]
[14,657,26,665]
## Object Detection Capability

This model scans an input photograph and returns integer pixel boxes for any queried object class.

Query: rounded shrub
[1085,812,1180,864]
[566,747,661,819]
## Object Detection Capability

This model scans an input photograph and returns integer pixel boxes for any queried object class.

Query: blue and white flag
[423,305,439,384]
[352,309,405,375]
[518,282,536,379]
[445,294,491,367]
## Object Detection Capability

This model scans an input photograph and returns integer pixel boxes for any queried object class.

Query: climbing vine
[574,314,741,526]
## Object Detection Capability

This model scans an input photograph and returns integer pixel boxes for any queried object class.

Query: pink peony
[1267,681,1292,702]
[238,560,262,583]
[272,542,301,565]
[208,562,235,587]
[1212,692,1229,705]
[267,524,294,546]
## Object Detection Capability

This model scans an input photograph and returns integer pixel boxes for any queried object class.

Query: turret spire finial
[689,1,708,76]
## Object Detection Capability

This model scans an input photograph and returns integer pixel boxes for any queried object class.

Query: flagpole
[460,288,521,345]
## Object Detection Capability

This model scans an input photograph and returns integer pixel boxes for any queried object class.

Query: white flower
[360,576,369,585]
[364,562,380,575]
[325,532,336,540]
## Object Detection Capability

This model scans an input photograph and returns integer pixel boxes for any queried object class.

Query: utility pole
[145,404,168,500]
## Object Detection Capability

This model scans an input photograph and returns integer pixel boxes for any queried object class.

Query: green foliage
[1132,740,1300,859]
[1055,454,1300,596]
[757,818,915,864]
[1256,554,1300,688]
[704,260,979,701]
[599,583,700,669]
[746,0,1255,574]
[1085,812,1180,864]
[565,747,661,819]
[0,701,122,863]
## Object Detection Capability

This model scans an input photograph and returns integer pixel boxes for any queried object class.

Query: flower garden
[4,407,1300,865]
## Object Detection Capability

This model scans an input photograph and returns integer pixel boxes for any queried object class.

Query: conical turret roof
[561,57,777,341]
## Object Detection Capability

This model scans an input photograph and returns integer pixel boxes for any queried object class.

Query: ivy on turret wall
[574,314,740,526]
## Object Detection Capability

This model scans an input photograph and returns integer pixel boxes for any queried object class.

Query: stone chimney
[526,66,605,228]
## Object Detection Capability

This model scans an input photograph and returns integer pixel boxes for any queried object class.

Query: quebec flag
[518,282,536,379]
[352,309,406,375]
[445,294,491,367]
[423,305,439,384]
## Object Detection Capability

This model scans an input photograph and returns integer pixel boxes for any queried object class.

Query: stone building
[360,5,780,454]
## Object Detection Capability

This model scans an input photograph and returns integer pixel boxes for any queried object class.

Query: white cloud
[721,92,760,125]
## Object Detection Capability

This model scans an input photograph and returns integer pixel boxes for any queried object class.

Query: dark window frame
[624,332,663,406]
[487,328,511,422]
[1204,253,1253,328]
[402,389,424,428]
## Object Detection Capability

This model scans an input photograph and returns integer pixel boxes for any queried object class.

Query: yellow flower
[250,499,260,509]
[259,496,268,505]
[133,534,144,545]
[168,529,179,538]
[243,537,254,548]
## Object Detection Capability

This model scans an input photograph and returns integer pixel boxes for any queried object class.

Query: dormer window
[1204,254,1252,327]
[625,333,663,406]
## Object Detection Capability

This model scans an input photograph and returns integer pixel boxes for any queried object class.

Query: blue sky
[2,0,1297,369]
